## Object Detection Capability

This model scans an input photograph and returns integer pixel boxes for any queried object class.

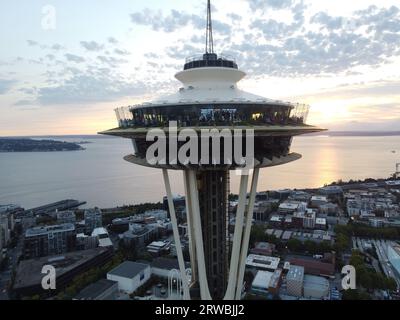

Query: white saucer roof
[132,66,296,109]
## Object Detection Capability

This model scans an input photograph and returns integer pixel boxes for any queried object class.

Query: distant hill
[0,138,84,152]
[307,131,400,137]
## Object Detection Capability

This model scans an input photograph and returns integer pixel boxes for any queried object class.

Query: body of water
[0,135,399,209]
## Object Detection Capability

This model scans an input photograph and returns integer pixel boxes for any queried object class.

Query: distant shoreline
[0,138,84,153]
[2,131,400,139]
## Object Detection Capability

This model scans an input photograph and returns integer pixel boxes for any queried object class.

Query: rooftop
[246,254,280,270]
[149,257,190,270]
[14,248,110,289]
[287,265,304,282]
[251,270,274,290]
[303,275,329,292]
[25,223,75,237]
[108,261,149,279]
[74,279,117,300]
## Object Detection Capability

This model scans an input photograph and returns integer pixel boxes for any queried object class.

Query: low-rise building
[315,218,327,230]
[286,265,304,297]
[246,254,280,272]
[288,257,335,278]
[251,270,283,297]
[107,261,151,294]
[149,257,190,279]
[123,223,158,248]
[24,223,76,259]
[310,196,329,208]
[250,242,275,256]
[147,240,171,256]
[14,247,113,297]
[74,279,118,300]
[91,227,113,248]
[76,233,98,250]
[84,208,102,234]
[319,203,339,215]
[278,201,307,214]
[303,275,330,299]
[56,211,76,224]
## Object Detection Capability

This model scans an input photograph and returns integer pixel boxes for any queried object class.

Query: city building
[84,208,102,234]
[319,203,339,215]
[14,247,113,297]
[122,223,158,248]
[0,215,10,246]
[147,240,171,256]
[319,186,343,197]
[74,279,118,300]
[288,257,335,277]
[76,233,98,250]
[149,257,191,280]
[100,0,324,300]
[303,275,330,299]
[56,211,76,224]
[292,210,316,229]
[286,265,304,297]
[278,201,307,214]
[245,254,280,272]
[91,227,113,248]
[310,196,329,208]
[315,217,327,230]
[250,270,273,297]
[107,261,151,294]
[251,269,282,297]
[269,215,284,228]
[23,223,76,259]
[289,191,312,202]
[250,242,275,256]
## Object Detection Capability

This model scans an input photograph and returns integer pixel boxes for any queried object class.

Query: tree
[287,238,303,252]
[249,225,266,247]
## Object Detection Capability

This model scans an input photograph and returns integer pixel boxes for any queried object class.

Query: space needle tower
[101,0,325,300]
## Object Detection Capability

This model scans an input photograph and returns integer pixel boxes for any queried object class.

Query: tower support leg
[183,171,197,284]
[187,170,212,300]
[162,169,190,300]
[235,168,260,299]
[224,173,249,300]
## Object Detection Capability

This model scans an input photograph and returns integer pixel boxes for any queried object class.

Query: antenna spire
[205,0,214,54]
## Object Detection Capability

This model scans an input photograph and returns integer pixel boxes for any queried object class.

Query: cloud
[27,40,39,47]
[226,4,400,76]
[80,41,104,51]
[97,55,128,67]
[248,0,294,11]
[310,12,343,30]
[51,44,64,51]
[108,37,119,44]
[0,79,16,94]
[64,54,85,63]
[114,48,130,56]
[130,9,231,35]
[13,99,36,107]
[35,69,149,105]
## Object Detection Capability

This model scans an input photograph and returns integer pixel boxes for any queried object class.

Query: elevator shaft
[197,170,229,300]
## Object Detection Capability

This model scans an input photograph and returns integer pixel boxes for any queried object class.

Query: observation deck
[184,53,238,70]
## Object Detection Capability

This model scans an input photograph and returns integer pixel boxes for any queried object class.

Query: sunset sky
[0,0,400,136]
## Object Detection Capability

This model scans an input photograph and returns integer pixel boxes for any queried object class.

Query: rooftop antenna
[205,0,214,54]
